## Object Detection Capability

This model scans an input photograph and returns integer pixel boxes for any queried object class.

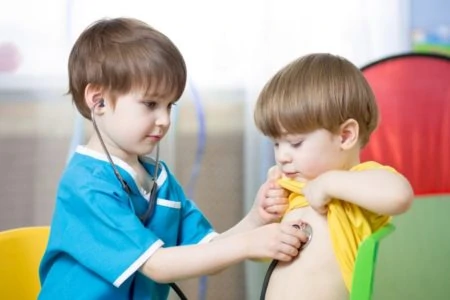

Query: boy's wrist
[235,230,253,259]
[321,170,341,199]
[247,208,265,227]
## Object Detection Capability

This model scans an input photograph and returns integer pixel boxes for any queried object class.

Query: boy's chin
[137,145,159,157]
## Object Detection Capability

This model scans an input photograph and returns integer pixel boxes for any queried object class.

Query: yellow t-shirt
[277,161,395,291]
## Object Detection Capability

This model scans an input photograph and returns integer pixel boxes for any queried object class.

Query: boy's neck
[85,134,140,167]
[342,148,361,170]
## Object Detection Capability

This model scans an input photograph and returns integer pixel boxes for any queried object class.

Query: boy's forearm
[216,211,261,240]
[324,169,414,215]
[140,234,248,283]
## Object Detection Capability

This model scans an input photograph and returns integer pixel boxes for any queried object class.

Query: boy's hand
[252,166,289,225]
[248,220,309,261]
[303,173,331,215]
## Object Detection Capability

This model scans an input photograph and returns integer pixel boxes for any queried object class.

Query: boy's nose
[156,111,170,127]
[275,150,292,164]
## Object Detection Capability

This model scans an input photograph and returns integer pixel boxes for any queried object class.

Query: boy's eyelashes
[291,141,304,148]
[272,140,304,148]
[142,101,157,109]
[141,101,177,110]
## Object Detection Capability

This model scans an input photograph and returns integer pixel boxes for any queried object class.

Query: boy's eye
[291,141,303,148]
[143,101,157,109]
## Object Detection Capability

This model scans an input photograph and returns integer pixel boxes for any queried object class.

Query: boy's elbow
[140,259,173,284]
[150,271,173,284]
[391,181,414,215]
[208,268,225,276]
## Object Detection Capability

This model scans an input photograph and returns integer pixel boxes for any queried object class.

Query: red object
[361,53,450,196]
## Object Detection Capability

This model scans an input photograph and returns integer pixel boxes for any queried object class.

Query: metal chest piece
[293,222,313,250]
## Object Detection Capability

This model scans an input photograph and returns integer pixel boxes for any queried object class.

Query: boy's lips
[282,172,299,179]
[147,135,162,141]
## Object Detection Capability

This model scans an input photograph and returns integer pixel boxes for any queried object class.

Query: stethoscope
[91,100,160,223]
[91,100,188,300]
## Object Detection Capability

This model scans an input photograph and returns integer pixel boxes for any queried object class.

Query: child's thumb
[267,165,282,181]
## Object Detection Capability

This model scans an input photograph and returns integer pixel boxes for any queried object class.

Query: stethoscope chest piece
[293,222,313,250]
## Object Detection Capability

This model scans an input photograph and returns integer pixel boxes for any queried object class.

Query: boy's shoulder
[59,148,121,191]
[66,150,111,176]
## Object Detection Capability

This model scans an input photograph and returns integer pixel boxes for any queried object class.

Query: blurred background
[0,0,449,299]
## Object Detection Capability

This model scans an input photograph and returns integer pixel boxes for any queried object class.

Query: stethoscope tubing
[90,102,188,299]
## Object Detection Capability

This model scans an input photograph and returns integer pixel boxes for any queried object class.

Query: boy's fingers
[264,204,288,214]
[266,188,288,198]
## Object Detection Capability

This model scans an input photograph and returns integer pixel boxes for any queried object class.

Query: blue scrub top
[39,146,216,299]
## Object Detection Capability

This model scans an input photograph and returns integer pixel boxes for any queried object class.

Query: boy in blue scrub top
[38,17,308,299]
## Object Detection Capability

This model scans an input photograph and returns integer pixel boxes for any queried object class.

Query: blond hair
[68,17,187,119]
[254,53,378,147]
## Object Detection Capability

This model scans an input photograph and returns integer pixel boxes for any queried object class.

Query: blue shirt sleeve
[156,163,217,245]
[178,197,217,245]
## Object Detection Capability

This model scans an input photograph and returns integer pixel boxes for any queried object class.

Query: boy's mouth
[282,172,299,179]
[147,135,162,142]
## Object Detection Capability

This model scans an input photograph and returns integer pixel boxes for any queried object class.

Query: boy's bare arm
[140,221,306,283]
[322,169,414,215]
[218,178,288,239]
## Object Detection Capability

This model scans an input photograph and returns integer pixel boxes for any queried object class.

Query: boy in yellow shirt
[255,53,414,300]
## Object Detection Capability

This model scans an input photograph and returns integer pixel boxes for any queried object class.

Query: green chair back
[350,224,396,300]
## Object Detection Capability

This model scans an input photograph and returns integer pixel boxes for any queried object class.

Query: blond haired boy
[255,53,414,300]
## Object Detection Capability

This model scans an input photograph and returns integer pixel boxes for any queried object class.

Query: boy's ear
[339,119,359,150]
[84,84,104,112]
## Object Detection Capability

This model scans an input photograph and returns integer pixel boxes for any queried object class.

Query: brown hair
[68,17,187,119]
[254,53,378,147]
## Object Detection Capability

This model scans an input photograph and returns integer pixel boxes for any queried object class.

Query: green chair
[350,224,396,300]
